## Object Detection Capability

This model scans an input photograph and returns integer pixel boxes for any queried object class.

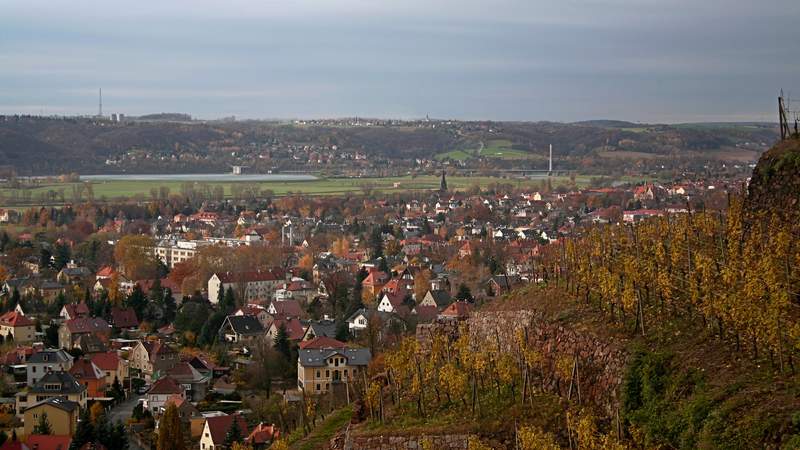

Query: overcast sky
[1,0,798,122]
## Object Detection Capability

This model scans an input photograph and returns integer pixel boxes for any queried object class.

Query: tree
[45,325,59,348]
[125,284,148,321]
[70,408,94,450]
[89,402,105,425]
[455,284,473,302]
[335,319,350,342]
[274,324,291,362]
[224,416,243,447]
[222,286,237,314]
[199,311,226,348]
[33,411,52,435]
[114,235,158,280]
[157,403,186,450]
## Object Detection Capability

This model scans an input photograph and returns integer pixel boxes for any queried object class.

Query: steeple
[440,170,447,192]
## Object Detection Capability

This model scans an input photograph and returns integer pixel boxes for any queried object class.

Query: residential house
[207,269,287,304]
[0,311,35,343]
[486,275,523,297]
[23,397,79,436]
[297,337,371,394]
[166,362,210,402]
[145,376,183,414]
[266,300,303,319]
[234,305,271,329]
[68,358,106,399]
[59,302,90,322]
[58,318,111,350]
[418,290,452,309]
[27,349,73,386]
[265,318,306,342]
[300,320,337,342]
[376,291,410,316]
[361,270,389,299]
[17,371,87,417]
[218,315,265,344]
[88,351,128,386]
[246,423,280,449]
[200,413,249,450]
[56,264,91,286]
[109,307,139,331]
[128,340,178,381]
[438,301,472,321]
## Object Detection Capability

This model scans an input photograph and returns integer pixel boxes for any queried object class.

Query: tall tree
[157,403,186,450]
[224,416,243,447]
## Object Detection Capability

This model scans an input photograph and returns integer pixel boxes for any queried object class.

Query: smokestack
[549,144,553,173]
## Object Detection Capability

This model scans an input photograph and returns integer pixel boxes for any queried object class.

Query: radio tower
[548,144,553,174]
[98,88,103,118]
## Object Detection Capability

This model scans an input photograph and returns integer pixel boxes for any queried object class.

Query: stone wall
[342,433,469,450]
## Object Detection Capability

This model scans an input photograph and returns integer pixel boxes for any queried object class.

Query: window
[316,384,320,391]
[325,370,329,378]
[316,371,320,378]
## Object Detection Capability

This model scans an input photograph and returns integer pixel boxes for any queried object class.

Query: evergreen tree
[223,286,236,313]
[70,408,94,450]
[224,416,243,447]
[335,319,350,342]
[157,403,185,450]
[274,324,291,362]
[109,422,129,450]
[9,288,20,311]
[33,411,52,435]
[125,284,147,320]
[198,311,226,348]
[163,288,176,324]
[455,284,473,302]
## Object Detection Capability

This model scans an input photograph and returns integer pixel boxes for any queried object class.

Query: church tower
[440,170,448,192]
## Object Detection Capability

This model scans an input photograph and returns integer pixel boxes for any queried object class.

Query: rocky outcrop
[343,433,469,450]
[745,138,800,219]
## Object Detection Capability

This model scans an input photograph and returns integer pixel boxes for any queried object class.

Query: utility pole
[779,90,789,140]
[98,88,103,118]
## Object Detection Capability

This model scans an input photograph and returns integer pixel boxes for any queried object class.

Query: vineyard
[364,188,800,449]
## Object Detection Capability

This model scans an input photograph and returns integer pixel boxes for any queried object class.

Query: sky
[1,0,798,123]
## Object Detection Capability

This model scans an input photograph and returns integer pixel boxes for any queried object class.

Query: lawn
[480,139,535,159]
[0,174,597,208]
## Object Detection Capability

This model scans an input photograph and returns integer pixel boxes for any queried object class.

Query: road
[107,394,147,450]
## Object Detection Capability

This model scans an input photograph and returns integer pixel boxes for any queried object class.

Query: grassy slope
[289,406,353,450]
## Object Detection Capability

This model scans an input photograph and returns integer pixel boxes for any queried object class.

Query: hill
[745,137,800,218]
[0,115,779,175]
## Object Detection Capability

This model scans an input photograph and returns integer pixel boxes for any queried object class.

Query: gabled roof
[62,302,90,320]
[412,305,439,322]
[28,349,73,365]
[270,318,305,341]
[88,352,120,372]
[147,376,182,395]
[110,307,139,329]
[246,422,280,445]
[268,300,302,318]
[299,336,346,350]
[223,315,265,336]
[425,290,452,308]
[64,317,111,334]
[214,269,286,284]
[26,396,79,413]
[75,334,107,354]
[0,310,33,327]
[68,359,104,381]
[139,340,177,362]
[205,414,249,445]
[303,320,337,340]
[29,371,85,395]
[439,301,472,319]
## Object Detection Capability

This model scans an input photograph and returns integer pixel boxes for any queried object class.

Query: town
[0,167,751,449]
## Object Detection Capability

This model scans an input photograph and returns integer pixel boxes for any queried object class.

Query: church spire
[440,170,447,192]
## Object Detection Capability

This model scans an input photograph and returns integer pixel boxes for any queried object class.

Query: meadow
[0,174,596,208]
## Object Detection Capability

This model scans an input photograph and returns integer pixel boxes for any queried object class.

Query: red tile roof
[0,311,33,327]
[68,359,104,381]
[110,307,139,329]
[246,423,280,445]
[25,435,72,450]
[88,352,120,372]
[148,376,182,395]
[205,414,249,445]
[440,301,472,319]
[65,317,110,334]
[271,318,305,341]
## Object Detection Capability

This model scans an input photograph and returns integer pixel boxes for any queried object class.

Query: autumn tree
[157,403,186,450]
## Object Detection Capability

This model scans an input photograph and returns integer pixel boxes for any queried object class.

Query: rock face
[344,434,469,450]
[745,138,800,219]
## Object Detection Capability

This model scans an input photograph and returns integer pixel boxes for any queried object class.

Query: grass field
[0,174,598,208]
[436,139,543,161]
